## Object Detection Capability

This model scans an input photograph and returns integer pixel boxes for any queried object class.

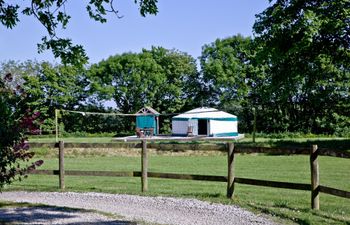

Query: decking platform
[113,134,245,142]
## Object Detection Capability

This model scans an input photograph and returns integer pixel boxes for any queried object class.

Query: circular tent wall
[172,107,238,137]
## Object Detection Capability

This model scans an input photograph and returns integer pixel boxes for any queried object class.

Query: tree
[88,47,198,132]
[199,35,261,131]
[25,62,89,132]
[0,60,89,133]
[200,35,252,106]
[0,0,159,66]
[146,47,199,113]
[253,0,350,135]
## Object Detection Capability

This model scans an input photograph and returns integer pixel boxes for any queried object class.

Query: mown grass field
[4,146,350,225]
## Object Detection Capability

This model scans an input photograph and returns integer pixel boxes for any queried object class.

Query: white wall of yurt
[172,108,238,137]
[209,119,237,137]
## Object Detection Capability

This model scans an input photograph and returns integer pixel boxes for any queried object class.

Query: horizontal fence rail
[27,141,350,210]
[235,178,311,191]
[320,185,350,199]
[29,170,227,182]
[28,169,315,191]
[29,142,350,158]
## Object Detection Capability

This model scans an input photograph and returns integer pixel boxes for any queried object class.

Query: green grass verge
[4,154,350,225]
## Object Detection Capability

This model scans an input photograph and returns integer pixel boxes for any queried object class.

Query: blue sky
[0,1,271,65]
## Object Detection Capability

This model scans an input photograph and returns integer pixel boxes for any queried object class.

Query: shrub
[0,73,43,189]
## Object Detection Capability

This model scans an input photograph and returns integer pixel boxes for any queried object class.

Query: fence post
[252,107,256,143]
[141,139,148,192]
[310,144,319,210]
[59,140,65,190]
[227,142,235,199]
[55,109,59,142]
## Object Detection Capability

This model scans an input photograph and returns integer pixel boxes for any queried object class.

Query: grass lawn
[4,152,350,225]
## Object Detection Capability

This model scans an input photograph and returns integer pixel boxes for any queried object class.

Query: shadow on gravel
[0,206,136,225]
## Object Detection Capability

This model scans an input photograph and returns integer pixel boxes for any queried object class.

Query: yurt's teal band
[211,132,238,137]
[172,132,239,137]
[173,117,237,121]
[171,133,189,137]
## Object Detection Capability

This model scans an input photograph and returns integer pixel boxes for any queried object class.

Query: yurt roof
[173,107,236,120]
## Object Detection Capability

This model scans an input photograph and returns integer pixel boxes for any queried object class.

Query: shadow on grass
[247,203,312,225]
[0,204,135,225]
[311,210,350,225]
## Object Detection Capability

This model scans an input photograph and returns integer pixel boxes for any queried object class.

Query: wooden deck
[113,134,245,142]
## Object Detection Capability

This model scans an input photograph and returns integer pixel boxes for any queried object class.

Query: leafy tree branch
[0,0,158,66]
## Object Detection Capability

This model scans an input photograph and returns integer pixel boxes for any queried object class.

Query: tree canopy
[253,0,350,134]
[88,47,198,114]
[0,0,159,66]
[87,47,198,133]
[199,35,259,131]
[200,35,252,107]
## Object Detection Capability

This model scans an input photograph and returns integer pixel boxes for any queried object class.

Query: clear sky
[0,1,271,65]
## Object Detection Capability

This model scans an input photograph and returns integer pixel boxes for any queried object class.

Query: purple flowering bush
[0,73,43,189]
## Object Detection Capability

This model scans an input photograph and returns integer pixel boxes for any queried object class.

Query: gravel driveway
[0,191,279,225]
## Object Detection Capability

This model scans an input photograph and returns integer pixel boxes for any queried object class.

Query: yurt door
[198,119,208,135]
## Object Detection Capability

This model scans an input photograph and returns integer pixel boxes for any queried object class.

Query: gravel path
[0,191,279,225]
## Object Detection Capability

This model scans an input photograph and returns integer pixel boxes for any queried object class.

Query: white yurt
[172,107,238,137]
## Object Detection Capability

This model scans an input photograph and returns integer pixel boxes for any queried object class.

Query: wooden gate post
[59,140,65,190]
[310,144,319,210]
[141,139,148,192]
[227,142,235,199]
[252,107,256,143]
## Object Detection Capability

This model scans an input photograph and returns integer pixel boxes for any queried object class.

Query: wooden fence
[29,141,350,210]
